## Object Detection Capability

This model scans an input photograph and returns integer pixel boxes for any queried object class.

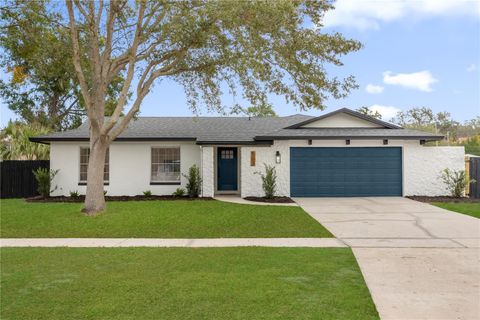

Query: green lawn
[0,199,332,238]
[0,247,378,320]
[432,202,480,219]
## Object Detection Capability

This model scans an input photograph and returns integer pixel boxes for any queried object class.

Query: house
[31,108,465,198]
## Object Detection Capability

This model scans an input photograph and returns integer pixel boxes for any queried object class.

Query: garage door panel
[290,147,402,197]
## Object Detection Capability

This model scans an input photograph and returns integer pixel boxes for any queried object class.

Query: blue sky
[1,0,479,126]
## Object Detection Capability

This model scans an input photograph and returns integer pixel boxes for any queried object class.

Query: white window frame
[79,147,110,184]
[150,146,181,184]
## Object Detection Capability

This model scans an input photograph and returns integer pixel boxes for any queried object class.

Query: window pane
[151,147,181,182]
[79,148,109,182]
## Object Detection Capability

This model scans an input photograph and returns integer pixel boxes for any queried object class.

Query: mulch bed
[25,195,214,203]
[243,196,295,204]
[407,196,480,203]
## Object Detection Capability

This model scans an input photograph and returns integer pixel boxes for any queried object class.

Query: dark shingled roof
[31,115,312,144]
[255,127,443,140]
[30,109,444,144]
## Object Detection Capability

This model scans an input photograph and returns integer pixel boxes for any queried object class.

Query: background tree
[463,135,480,155]
[356,106,381,119]
[232,102,277,117]
[62,0,361,214]
[246,104,277,117]
[0,121,50,160]
[458,117,480,137]
[0,0,126,131]
[391,107,459,140]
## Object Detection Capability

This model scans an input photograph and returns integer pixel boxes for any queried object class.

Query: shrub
[172,188,186,197]
[69,190,79,198]
[143,190,152,196]
[440,168,475,197]
[182,165,202,197]
[255,164,277,199]
[32,168,59,198]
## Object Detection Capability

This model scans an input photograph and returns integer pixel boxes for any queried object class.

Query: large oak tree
[64,0,361,214]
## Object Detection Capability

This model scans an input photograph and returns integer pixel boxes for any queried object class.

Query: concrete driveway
[295,197,480,320]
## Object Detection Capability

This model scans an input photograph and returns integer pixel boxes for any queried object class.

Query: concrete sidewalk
[0,237,346,248]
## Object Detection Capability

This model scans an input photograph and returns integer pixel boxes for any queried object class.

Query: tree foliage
[391,107,459,138]
[0,121,50,160]
[464,134,480,155]
[391,107,479,143]
[356,106,381,119]
[246,104,277,117]
[0,0,125,130]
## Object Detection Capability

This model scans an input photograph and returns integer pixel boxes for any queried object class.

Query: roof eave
[255,135,444,141]
[29,137,198,144]
[196,140,273,146]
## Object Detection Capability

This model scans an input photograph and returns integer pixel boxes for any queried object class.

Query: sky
[1,0,479,126]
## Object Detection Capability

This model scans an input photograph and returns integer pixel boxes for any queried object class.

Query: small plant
[440,168,475,197]
[143,190,152,196]
[32,168,59,198]
[182,165,202,197]
[172,187,186,197]
[255,164,277,199]
[69,190,80,198]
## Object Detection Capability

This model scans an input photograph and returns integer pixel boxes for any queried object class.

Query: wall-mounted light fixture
[275,151,281,164]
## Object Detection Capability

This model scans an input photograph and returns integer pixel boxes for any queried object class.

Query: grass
[0,247,379,320]
[432,202,480,219]
[0,199,332,238]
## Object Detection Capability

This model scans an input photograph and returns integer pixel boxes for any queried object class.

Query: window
[220,149,234,159]
[151,147,180,183]
[79,148,109,183]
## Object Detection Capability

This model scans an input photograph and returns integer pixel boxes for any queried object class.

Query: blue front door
[217,147,238,191]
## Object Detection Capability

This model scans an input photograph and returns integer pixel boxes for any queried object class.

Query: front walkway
[214,195,298,206]
[0,237,345,248]
[295,197,480,320]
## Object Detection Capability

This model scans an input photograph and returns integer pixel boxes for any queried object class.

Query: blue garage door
[290,147,402,197]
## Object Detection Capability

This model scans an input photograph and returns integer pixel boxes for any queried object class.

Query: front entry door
[217,147,238,191]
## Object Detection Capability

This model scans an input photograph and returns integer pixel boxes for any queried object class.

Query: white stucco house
[31,108,464,198]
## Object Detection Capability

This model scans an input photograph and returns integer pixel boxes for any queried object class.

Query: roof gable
[285,108,401,129]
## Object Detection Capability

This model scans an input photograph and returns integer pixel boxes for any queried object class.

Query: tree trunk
[83,139,108,215]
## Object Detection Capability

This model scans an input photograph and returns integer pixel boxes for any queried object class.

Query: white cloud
[365,84,384,94]
[323,0,480,30]
[368,104,401,120]
[466,64,477,72]
[383,70,438,92]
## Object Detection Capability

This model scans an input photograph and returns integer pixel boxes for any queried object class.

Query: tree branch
[65,0,92,113]
[101,1,146,135]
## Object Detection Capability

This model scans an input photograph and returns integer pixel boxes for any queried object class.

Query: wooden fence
[0,160,50,198]
[469,157,480,199]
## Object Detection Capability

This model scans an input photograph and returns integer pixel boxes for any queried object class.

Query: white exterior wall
[403,143,465,196]
[302,113,383,128]
[201,146,214,197]
[50,139,464,198]
[240,140,465,198]
[50,141,201,196]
